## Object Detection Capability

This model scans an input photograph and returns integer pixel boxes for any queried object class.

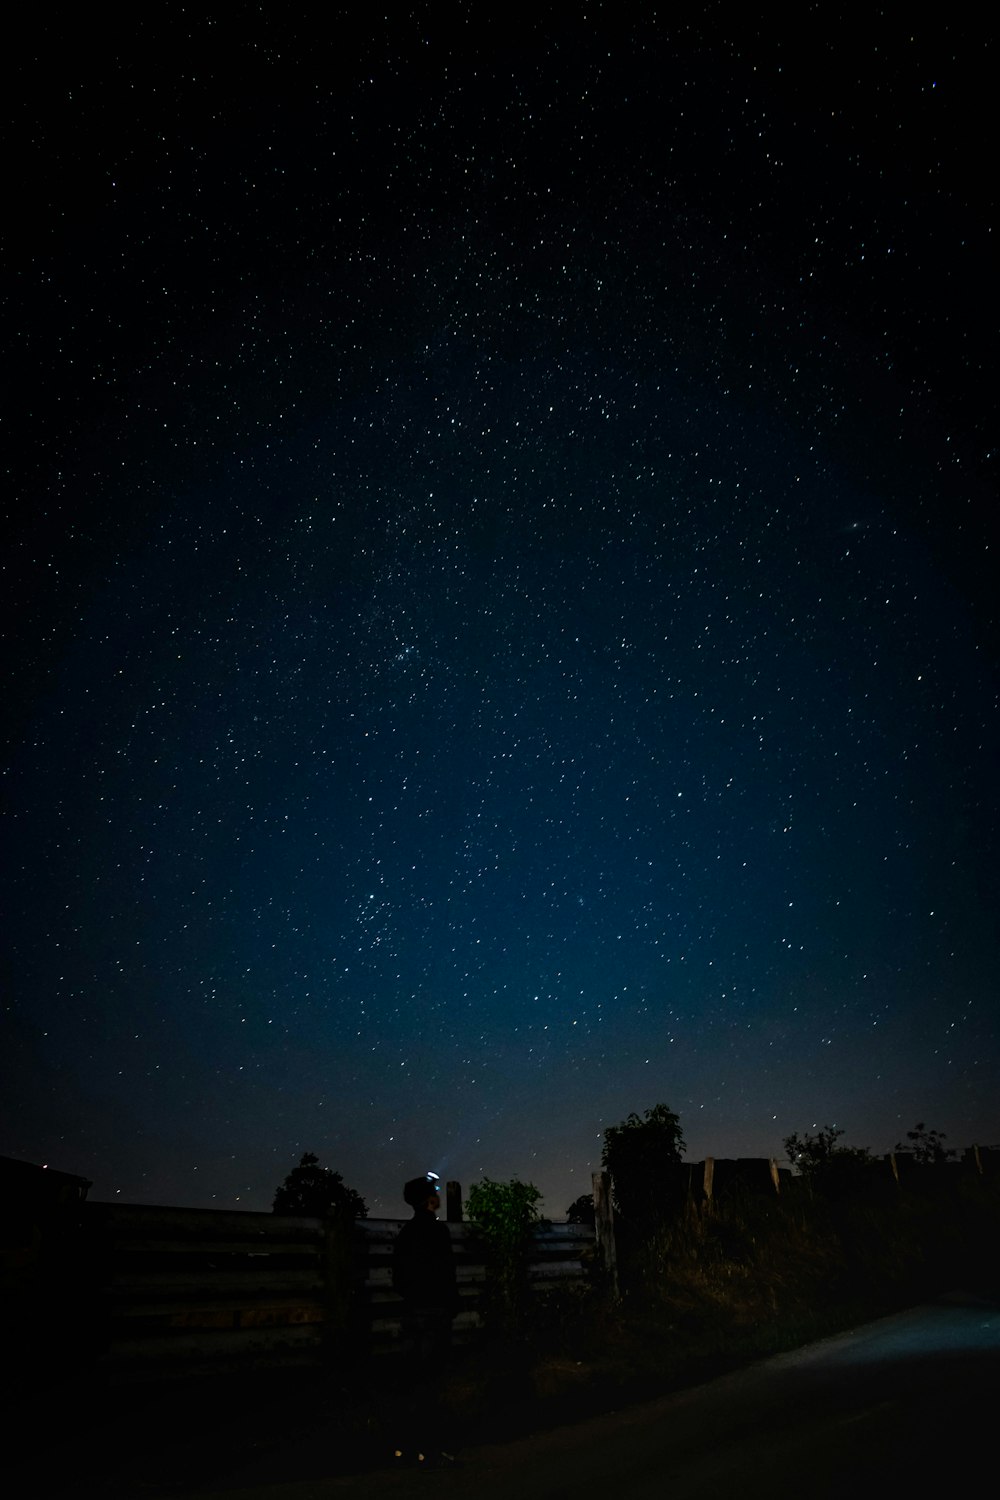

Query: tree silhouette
[602,1103,686,1223]
[566,1193,595,1226]
[272,1152,368,1218]
[784,1124,848,1174]
[895,1122,954,1165]
[783,1125,875,1198]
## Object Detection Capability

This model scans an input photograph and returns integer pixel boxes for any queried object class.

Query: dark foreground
[6,1290,1000,1499]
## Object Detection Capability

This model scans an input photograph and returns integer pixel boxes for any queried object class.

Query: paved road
[172,1290,1000,1500]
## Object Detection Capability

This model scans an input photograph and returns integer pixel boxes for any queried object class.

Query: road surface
[170,1289,1000,1499]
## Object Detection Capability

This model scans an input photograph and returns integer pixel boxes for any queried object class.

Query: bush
[467,1177,543,1334]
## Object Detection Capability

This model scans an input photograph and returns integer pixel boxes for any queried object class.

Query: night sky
[3,9,996,1218]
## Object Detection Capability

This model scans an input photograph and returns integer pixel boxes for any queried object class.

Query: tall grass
[466,1166,1000,1430]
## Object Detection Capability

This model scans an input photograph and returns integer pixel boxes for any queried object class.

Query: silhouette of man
[391,1172,459,1466]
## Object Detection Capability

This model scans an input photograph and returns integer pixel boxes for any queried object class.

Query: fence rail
[83,1203,332,1380]
[81,1203,595,1383]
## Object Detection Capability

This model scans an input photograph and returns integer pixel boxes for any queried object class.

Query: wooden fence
[8,1148,995,1390]
[80,1201,596,1384]
[362,1216,595,1353]
[84,1203,335,1381]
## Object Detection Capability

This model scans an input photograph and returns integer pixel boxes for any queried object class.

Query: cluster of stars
[2,11,995,1215]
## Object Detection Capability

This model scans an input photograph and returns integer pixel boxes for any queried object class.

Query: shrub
[467,1177,543,1333]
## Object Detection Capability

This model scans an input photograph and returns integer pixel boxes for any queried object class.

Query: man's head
[403,1173,441,1212]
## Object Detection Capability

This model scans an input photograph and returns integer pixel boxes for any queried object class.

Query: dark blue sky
[3,9,996,1216]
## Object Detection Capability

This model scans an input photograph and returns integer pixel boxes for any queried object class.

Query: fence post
[321,1210,360,1369]
[703,1156,715,1205]
[592,1170,619,1302]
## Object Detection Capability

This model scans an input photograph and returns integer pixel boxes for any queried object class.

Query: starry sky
[3,8,996,1218]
